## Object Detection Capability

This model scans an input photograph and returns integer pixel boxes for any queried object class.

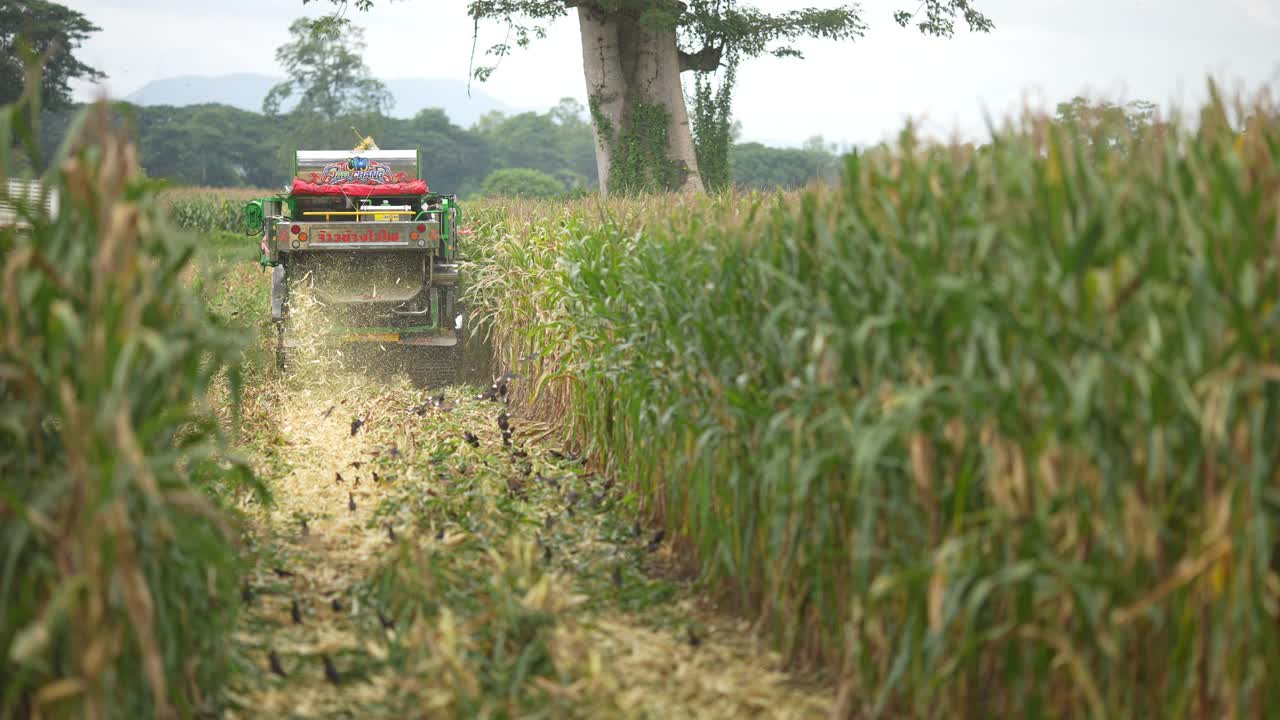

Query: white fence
[0,179,60,227]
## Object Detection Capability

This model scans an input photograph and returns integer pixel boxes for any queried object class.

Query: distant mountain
[124,74,279,114]
[123,73,525,127]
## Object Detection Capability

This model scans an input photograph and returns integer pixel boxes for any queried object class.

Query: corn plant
[463,87,1280,718]
[0,85,258,718]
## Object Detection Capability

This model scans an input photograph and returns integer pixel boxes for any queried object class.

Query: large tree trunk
[577,4,704,195]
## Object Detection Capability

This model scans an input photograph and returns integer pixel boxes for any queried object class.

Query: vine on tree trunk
[590,95,689,194]
[689,51,738,192]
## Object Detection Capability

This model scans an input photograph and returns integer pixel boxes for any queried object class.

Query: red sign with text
[314,229,403,244]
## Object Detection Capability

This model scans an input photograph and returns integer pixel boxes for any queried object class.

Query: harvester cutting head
[246,136,464,371]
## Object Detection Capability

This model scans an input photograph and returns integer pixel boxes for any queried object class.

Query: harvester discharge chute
[247,134,464,371]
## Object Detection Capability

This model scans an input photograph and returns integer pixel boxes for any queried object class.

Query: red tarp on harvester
[291,179,429,196]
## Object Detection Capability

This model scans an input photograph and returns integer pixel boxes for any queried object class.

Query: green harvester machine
[245,132,463,370]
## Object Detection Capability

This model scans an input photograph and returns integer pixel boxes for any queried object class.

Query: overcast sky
[64,0,1280,148]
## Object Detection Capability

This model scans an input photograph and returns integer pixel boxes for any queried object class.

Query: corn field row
[462,91,1280,718]
[1,101,260,717]
[163,187,272,234]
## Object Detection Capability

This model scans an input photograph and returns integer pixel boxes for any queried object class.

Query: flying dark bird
[377,608,395,631]
[269,650,287,678]
[612,566,623,589]
[464,431,480,447]
[334,472,344,485]
[331,597,344,612]
[291,597,302,624]
[646,529,665,553]
[350,417,365,436]
[348,492,356,514]
[497,412,510,432]
[272,567,295,578]
[322,655,341,685]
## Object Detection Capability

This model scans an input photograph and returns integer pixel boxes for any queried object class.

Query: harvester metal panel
[295,150,420,183]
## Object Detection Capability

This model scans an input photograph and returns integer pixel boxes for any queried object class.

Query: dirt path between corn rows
[223,367,835,719]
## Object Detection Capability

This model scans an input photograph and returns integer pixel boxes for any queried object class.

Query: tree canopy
[1052,96,1160,149]
[459,0,871,80]
[731,138,840,190]
[263,18,392,116]
[474,100,598,190]
[479,167,566,198]
[0,0,105,108]
[453,0,990,71]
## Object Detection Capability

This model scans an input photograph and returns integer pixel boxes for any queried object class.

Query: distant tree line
[32,93,1166,198]
[33,99,844,197]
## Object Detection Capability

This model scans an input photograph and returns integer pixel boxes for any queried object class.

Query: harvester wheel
[271,264,289,373]
[275,322,287,371]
